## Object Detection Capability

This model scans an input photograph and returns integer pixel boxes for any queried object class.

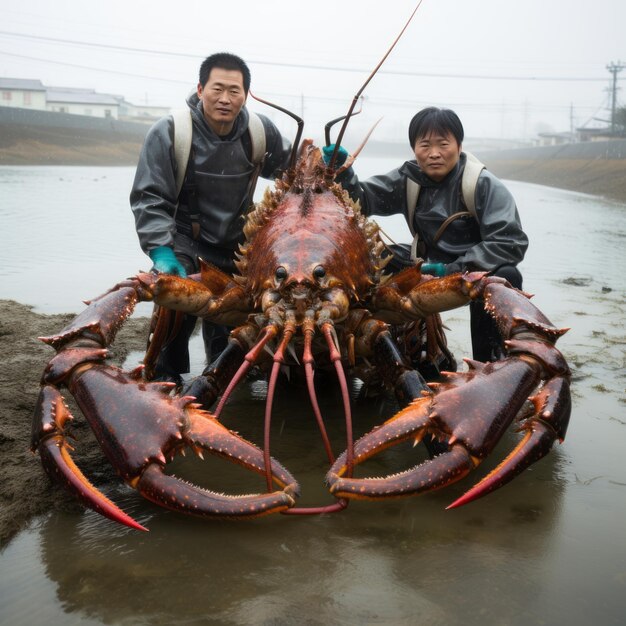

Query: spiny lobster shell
[235,141,390,306]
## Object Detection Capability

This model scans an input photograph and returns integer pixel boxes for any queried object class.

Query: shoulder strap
[405,178,421,261]
[172,108,193,198]
[460,151,486,220]
[247,111,266,165]
[406,178,420,237]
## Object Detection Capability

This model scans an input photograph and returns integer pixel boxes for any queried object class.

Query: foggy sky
[0,0,624,144]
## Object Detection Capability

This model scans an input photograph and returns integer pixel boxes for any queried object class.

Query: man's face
[413,131,461,182]
[197,68,247,135]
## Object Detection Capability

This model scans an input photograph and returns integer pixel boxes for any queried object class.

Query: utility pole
[606,61,625,133]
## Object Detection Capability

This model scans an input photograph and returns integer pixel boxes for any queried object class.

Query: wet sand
[0,300,148,546]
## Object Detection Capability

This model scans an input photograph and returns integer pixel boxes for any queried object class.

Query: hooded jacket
[131,92,291,254]
[340,152,528,274]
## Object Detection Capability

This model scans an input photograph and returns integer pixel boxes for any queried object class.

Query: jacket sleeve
[258,114,292,179]
[337,167,406,217]
[129,116,179,254]
[448,171,528,273]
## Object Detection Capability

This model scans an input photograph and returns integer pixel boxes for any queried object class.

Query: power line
[0,49,191,84]
[0,48,604,117]
[0,30,615,82]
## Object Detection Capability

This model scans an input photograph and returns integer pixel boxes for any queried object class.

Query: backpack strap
[244,111,267,209]
[405,151,486,260]
[405,178,421,261]
[406,178,420,237]
[247,111,266,165]
[172,108,194,198]
[460,151,485,220]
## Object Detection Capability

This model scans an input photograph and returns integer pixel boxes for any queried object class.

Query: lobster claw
[32,385,149,531]
[326,394,475,498]
[135,409,299,519]
[33,360,299,530]
[446,375,571,508]
[327,356,571,507]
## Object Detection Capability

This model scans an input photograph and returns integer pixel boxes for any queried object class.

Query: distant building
[0,76,170,122]
[116,98,170,123]
[536,131,577,146]
[576,126,626,142]
[45,86,120,119]
[0,78,47,109]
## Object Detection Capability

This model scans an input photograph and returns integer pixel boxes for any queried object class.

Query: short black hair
[198,52,251,93]
[408,107,464,147]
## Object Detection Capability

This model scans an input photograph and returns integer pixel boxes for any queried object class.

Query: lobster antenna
[250,91,304,171]
[328,0,424,169]
[324,96,364,146]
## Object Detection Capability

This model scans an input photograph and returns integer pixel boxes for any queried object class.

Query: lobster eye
[313,265,326,279]
[275,266,288,281]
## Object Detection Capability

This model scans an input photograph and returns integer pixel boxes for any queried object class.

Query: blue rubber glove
[421,262,447,277]
[148,246,187,277]
[322,144,349,167]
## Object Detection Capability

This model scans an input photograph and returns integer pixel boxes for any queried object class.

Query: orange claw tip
[446,488,481,510]
[110,511,149,532]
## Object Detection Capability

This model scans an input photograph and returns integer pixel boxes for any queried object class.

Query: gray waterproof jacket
[340,153,528,274]
[130,92,291,254]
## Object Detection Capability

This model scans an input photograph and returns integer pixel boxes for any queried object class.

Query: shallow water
[1,162,625,625]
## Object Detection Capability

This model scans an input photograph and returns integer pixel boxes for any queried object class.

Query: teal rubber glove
[421,262,446,277]
[322,144,348,167]
[149,246,187,277]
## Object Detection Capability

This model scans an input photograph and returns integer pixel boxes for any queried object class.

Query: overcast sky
[1,0,624,144]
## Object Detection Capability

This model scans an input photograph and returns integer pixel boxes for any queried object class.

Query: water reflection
[34,373,568,625]
[38,469,567,625]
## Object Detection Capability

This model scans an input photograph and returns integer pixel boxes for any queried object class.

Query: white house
[0,78,47,109]
[116,98,171,123]
[1,77,170,122]
[45,87,120,119]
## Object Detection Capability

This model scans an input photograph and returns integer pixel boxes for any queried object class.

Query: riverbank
[0,106,146,166]
[477,140,626,205]
[2,136,626,204]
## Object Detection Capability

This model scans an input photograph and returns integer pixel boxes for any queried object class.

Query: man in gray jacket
[337,107,528,362]
[131,52,291,384]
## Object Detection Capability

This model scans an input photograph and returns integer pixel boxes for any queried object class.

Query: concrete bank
[0,106,148,165]
[1,106,626,203]
[475,139,626,204]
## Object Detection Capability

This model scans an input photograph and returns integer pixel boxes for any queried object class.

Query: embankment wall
[1,107,625,203]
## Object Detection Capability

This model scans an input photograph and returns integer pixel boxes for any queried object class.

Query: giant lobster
[31,5,571,530]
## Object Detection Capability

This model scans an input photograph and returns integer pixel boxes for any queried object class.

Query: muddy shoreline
[0,300,148,547]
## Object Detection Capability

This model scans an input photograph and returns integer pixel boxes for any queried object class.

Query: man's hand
[322,144,349,167]
[149,246,187,277]
[421,262,447,277]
